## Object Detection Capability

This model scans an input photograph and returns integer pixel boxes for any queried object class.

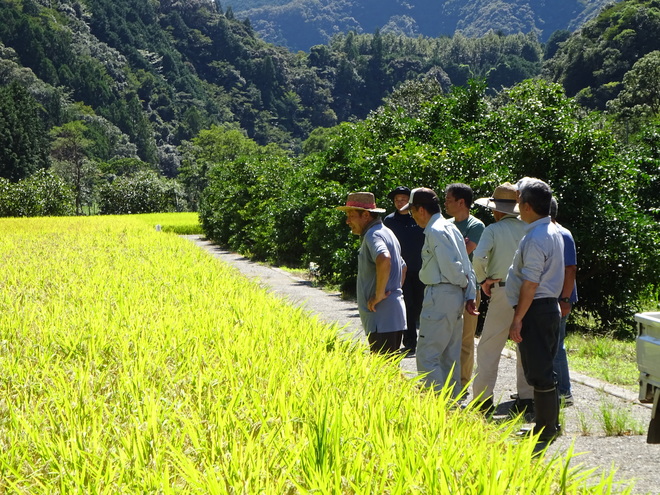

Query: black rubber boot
[533,388,560,441]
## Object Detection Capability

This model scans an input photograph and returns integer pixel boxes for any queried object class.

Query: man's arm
[559,264,577,317]
[509,279,539,343]
[368,253,392,312]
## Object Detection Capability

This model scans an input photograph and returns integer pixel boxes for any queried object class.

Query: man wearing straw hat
[471,182,533,415]
[400,187,478,397]
[337,192,407,354]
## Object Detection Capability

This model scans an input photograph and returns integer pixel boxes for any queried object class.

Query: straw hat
[474,182,519,214]
[336,192,386,213]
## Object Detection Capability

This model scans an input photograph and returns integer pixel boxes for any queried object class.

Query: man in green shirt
[444,183,485,392]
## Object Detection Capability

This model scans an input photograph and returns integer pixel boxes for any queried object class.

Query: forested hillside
[1,0,547,176]
[231,0,617,52]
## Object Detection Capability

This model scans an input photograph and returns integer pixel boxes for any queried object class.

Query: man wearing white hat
[400,188,478,397]
[471,183,534,414]
[337,192,407,354]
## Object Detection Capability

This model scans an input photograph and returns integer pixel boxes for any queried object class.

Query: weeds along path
[186,235,659,495]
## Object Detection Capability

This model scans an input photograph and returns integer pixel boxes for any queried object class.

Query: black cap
[399,187,439,212]
[387,186,411,200]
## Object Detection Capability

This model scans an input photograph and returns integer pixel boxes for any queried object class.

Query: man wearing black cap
[384,186,425,356]
[401,187,478,397]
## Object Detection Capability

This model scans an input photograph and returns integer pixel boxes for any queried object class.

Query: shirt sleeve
[431,228,471,290]
[562,231,577,266]
[520,238,548,284]
[472,226,493,282]
[466,219,485,245]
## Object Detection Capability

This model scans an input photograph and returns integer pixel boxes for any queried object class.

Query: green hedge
[0,170,74,217]
[98,171,187,214]
[198,79,660,334]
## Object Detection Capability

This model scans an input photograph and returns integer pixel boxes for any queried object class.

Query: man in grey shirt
[337,192,407,354]
[506,178,564,442]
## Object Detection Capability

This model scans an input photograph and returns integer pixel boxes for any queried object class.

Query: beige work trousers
[473,285,533,401]
[461,289,480,388]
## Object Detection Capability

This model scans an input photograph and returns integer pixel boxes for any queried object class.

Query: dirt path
[186,235,659,494]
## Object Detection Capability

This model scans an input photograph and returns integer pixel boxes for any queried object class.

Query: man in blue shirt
[550,197,578,406]
[337,192,407,354]
[401,188,478,398]
[384,186,425,356]
[506,178,564,442]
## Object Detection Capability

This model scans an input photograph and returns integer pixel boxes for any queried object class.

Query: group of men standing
[337,177,577,443]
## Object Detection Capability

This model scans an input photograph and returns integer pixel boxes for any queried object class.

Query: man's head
[400,187,440,228]
[474,182,519,222]
[550,196,558,221]
[444,183,473,219]
[516,178,553,223]
[336,191,385,235]
[387,186,411,213]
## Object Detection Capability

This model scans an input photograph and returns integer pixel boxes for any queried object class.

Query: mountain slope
[231,0,620,51]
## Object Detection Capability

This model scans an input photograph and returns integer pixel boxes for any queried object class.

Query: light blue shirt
[506,216,565,307]
[420,213,477,301]
[357,219,407,334]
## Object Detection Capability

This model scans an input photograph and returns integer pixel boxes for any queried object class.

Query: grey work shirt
[473,215,526,283]
[419,213,477,301]
[505,216,565,307]
[357,218,407,334]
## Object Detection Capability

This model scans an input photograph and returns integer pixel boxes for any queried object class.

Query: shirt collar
[524,215,551,231]
[361,217,382,237]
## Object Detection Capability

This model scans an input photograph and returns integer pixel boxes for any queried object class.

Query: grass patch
[0,216,634,493]
[132,211,203,234]
[565,333,638,390]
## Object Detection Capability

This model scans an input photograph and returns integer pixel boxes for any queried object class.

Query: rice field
[0,215,631,493]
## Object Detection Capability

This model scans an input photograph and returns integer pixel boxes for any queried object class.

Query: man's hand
[368,292,390,312]
[480,278,501,297]
[509,319,523,343]
[465,299,479,316]
[559,300,572,317]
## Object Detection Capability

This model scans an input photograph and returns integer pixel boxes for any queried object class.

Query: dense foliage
[198,79,660,335]
[544,0,660,111]
[0,169,74,217]
[98,171,186,214]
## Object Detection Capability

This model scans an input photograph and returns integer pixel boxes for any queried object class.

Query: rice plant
[0,216,634,493]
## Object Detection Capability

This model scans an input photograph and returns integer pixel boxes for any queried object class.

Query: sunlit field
[0,216,631,493]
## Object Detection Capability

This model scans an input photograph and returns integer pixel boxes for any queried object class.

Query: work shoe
[560,394,574,407]
[509,398,534,417]
[476,398,494,416]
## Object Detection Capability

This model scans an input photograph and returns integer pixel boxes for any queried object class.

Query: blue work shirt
[506,216,565,307]
[357,219,407,334]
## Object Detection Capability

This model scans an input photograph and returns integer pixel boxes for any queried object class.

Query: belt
[530,297,559,305]
[497,281,506,287]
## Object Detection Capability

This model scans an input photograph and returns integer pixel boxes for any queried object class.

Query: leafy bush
[0,170,74,217]
[198,79,660,334]
[98,171,187,214]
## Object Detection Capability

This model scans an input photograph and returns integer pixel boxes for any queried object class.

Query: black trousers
[402,270,425,351]
[368,331,403,355]
[517,298,561,391]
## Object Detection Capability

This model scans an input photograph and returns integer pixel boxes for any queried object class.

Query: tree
[0,82,49,181]
[50,121,93,215]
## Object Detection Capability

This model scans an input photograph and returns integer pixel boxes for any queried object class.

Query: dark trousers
[368,331,403,355]
[517,298,561,391]
[402,270,425,351]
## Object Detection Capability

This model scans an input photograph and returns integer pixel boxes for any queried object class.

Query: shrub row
[198,79,660,335]
[0,169,74,217]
